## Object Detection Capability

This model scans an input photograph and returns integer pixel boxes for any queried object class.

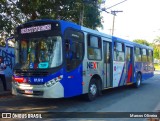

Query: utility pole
[111,10,123,36]
[101,0,127,35]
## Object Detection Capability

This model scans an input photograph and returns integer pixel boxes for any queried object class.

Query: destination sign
[21,24,51,34]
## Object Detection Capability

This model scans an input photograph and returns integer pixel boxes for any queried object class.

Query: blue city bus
[12,19,154,101]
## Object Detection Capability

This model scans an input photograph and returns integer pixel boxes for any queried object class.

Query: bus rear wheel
[133,73,141,88]
[86,79,98,101]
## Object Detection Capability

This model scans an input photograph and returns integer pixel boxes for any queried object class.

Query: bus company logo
[87,62,99,69]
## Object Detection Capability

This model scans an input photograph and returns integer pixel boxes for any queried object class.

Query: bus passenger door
[103,41,112,88]
[64,29,84,97]
[126,46,133,84]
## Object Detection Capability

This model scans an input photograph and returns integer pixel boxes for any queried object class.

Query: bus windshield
[19,36,62,69]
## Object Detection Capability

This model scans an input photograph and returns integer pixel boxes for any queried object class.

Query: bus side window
[114,42,124,61]
[65,39,70,52]
[64,29,84,71]
[88,35,102,60]
[65,39,72,60]
[135,47,142,62]
[142,48,147,62]
[148,49,153,62]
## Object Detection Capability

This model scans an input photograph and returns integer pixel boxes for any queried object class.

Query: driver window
[64,29,84,71]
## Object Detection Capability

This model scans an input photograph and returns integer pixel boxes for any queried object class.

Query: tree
[0,0,103,35]
[133,39,150,46]
[83,1,103,29]
[153,36,160,50]
[153,36,160,60]
[0,0,21,35]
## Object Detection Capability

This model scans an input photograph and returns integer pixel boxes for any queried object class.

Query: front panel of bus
[12,21,67,98]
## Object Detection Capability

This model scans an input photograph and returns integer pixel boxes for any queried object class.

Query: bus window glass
[135,47,141,62]
[116,42,123,51]
[148,50,153,62]
[88,35,102,60]
[90,36,99,48]
[64,29,84,71]
[20,40,27,64]
[107,43,110,63]
[126,47,131,61]
[114,42,124,61]
[70,41,83,60]
[142,49,147,62]
[19,36,62,69]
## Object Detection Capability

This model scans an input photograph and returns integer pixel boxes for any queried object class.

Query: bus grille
[14,70,49,77]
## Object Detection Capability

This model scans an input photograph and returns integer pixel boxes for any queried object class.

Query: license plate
[25,90,33,94]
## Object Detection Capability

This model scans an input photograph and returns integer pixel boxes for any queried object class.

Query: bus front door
[103,41,112,88]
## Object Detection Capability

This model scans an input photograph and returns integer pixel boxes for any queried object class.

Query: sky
[98,0,160,42]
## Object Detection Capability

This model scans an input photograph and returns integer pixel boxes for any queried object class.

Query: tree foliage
[153,36,160,59]
[0,0,21,35]
[133,39,150,46]
[0,0,103,35]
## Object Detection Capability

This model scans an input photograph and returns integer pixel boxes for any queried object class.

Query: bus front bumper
[12,82,64,98]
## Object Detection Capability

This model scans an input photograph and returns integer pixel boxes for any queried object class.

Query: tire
[133,73,141,88]
[86,79,98,101]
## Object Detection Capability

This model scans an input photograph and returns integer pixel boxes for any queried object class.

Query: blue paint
[61,64,83,98]
[59,21,83,97]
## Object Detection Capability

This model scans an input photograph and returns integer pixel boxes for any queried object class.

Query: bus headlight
[44,75,63,87]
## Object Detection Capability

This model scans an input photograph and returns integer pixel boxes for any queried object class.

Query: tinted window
[64,29,84,71]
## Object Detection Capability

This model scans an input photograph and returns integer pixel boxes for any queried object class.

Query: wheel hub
[90,84,97,95]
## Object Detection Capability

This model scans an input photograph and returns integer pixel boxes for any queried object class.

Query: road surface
[0,71,160,121]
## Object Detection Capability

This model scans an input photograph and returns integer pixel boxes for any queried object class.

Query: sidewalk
[0,77,12,96]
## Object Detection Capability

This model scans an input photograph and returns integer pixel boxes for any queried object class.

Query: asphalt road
[0,71,160,121]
